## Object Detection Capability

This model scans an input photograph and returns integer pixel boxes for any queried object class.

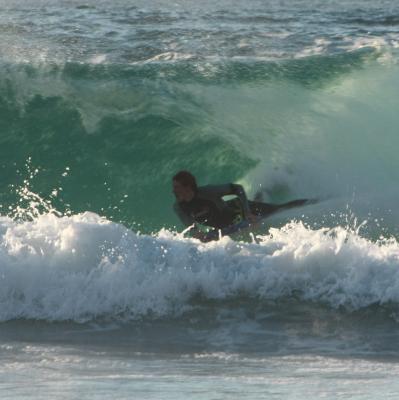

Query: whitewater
[2,0,399,398]
[2,211,399,322]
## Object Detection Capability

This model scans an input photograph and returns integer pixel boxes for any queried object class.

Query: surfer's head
[173,170,197,202]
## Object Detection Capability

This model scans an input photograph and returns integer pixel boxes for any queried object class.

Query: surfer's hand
[192,230,207,241]
[247,213,258,223]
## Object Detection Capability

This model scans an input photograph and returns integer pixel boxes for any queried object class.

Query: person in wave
[172,170,310,240]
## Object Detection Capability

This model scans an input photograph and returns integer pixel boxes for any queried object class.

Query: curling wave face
[1,52,399,233]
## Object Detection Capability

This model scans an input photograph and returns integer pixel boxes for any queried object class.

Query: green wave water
[0,49,398,233]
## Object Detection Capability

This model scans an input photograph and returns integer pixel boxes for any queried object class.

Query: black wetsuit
[174,184,249,230]
[174,183,309,231]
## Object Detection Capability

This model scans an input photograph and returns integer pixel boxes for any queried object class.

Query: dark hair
[173,170,197,191]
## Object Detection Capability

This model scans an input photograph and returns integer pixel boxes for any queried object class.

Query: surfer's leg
[249,199,311,218]
[280,199,310,209]
[249,201,280,217]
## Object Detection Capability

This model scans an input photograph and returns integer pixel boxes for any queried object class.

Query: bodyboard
[201,219,253,242]
[200,198,316,242]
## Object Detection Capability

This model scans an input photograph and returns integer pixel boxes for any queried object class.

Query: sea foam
[1,212,399,322]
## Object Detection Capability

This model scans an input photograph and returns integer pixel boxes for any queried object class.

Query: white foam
[142,52,196,63]
[1,212,399,322]
[294,38,332,58]
[234,61,399,225]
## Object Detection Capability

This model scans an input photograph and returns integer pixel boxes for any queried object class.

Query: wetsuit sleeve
[173,203,201,237]
[203,184,251,218]
[173,202,195,227]
[230,184,251,218]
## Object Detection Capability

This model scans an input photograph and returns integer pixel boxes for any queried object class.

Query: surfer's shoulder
[197,184,233,198]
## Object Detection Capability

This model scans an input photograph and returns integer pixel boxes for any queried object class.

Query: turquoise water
[2,0,399,398]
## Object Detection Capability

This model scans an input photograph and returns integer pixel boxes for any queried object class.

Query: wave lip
[1,213,399,323]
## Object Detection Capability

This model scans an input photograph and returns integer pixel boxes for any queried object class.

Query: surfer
[172,170,309,239]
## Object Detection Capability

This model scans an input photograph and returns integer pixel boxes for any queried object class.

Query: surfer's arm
[173,203,194,226]
[173,202,201,236]
[204,184,252,219]
[229,184,252,219]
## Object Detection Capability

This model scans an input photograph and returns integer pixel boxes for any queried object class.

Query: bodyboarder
[172,170,309,240]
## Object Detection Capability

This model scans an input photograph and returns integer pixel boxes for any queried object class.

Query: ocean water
[2,0,399,398]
